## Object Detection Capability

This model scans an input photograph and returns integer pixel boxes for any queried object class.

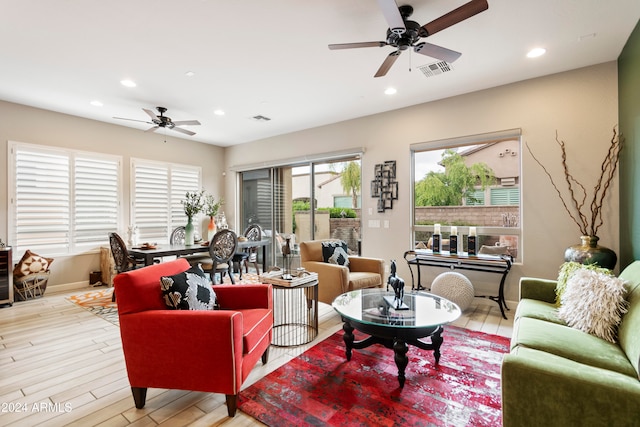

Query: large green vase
[185,217,195,246]
[564,235,617,270]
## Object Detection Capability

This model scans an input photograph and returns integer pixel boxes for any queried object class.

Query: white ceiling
[1,1,638,147]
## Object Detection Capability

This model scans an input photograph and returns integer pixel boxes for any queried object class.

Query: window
[411,129,522,261]
[9,142,121,256]
[131,159,201,242]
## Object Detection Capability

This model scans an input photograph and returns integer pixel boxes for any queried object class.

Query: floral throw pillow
[321,241,350,268]
[160,264,217,311]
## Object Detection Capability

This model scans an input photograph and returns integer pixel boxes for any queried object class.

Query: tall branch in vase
[525,127,622,237]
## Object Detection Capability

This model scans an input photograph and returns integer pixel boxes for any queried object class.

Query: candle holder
[467,234,477,255]
[449,234,458,254]
[433,233,441,253]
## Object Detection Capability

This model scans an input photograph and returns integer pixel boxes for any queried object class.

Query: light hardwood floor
[0,287,514,427]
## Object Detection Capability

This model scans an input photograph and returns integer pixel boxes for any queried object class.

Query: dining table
[129,238,271,272]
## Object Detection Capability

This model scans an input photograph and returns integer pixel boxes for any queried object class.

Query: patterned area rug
[67,273,262,326]
[239,326,510,427]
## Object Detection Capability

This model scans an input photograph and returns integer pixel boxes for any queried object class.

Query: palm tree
[340,161,361,208]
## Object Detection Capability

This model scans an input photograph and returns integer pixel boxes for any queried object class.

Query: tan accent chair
[299,239,385,305]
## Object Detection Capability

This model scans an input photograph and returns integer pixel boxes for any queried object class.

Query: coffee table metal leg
[393,339,409,388]
[343,321,354,361]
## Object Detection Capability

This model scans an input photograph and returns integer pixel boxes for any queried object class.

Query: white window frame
[8,141,123,257]
[130,158,201,243]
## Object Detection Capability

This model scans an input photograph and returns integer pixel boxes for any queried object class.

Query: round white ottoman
[430,272,475,311]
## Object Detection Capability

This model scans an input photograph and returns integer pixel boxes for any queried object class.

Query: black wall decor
[371,160,398,212]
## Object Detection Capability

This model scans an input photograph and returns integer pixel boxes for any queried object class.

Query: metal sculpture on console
[385,260,408,310]
[281,236,293,280]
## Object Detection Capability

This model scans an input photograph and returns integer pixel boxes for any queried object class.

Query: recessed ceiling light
[185,71,195,77]
[214,109,225,116]
[384,87,397,95]
[526,47,546,58]
[90,100,103,107]
[120,79,137,88]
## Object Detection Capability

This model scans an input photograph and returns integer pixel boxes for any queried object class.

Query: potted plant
[181,190,204,245]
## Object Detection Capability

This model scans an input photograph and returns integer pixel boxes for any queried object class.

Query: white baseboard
[47,281,105,295]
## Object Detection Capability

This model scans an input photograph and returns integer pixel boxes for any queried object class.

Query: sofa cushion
[322,240,350,267]
[238,308,273,354]
[558,268,628,343]
[348,272,381,291]
[514,298,564,325]
[511,316,637,378]
[160,264,217,311]
[13,250,54,279]
[555,261,613,306]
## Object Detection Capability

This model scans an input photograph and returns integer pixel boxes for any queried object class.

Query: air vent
[501,177,516,186]
[417,61,453,78]
[252,115,271,122]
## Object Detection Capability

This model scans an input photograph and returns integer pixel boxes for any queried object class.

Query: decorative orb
[430,272,475,311]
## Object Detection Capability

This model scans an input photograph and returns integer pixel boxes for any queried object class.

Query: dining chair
[232,224,262,279]
[109,232,145,301]
[170,226,186,244]
[200,229,238,284]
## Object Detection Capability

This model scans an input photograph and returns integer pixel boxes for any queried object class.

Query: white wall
[0,100,225,289]
[225,62,620,304]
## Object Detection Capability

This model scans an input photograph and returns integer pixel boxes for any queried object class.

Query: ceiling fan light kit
[114,106,201,136]
[329,0,489,77]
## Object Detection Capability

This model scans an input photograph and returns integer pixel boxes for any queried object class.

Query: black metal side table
[272,279,319,347]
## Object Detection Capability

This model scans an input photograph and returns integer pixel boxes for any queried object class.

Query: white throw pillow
[558,268,628,343]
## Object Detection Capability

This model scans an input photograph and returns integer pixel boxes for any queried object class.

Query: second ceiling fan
[329,0,489,77]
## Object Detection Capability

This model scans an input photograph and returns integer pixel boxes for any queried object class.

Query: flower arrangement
[526,127,622,237]
[181,190,205,219]
[204,194,224,218]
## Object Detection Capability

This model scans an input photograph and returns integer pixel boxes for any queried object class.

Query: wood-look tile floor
[0,288,514,426]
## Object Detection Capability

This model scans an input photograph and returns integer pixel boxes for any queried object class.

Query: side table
[272,279,319,347]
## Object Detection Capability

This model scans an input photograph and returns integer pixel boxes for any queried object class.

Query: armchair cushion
[160,264,217,311]
[321,240,350,267]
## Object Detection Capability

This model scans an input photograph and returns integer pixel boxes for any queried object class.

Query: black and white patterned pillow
[160,264,217,310]
[321,241,350,267]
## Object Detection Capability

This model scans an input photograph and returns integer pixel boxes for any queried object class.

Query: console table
[403,249,512,319]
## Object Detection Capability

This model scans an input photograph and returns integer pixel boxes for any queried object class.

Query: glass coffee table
[332,288,461,388]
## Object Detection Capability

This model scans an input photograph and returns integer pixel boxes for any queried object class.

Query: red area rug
[239,326,510,427]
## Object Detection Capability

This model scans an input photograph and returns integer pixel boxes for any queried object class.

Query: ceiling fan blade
[171,127,196,136]
[414,42,462,63]
[329,41,387,50]
[113,117,153,124]
[377,0,405,35]
[145,126,159,133]
[143,108,158,120]
[420,0,488,37]
[172,120,201,126]
[374,50,401,78]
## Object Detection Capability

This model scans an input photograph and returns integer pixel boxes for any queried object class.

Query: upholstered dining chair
[232,224,262,279]
[200,229,238,284]
[109,232,145,301]
[170,225,209,264]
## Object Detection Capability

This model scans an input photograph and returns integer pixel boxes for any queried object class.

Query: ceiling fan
[114,106,201,136]
[328,0,488,77]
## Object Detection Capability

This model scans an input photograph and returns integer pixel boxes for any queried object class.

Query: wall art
[371,160,398,212]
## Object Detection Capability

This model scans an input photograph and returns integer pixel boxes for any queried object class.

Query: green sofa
[502,261,640,427]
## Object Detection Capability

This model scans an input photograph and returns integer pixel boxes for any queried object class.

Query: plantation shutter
[131,160,201,243]
[13,148,70,254]
[171,166,201,230]
[10,142,122,256]
[74,156,120,251]
[465,190,485,206]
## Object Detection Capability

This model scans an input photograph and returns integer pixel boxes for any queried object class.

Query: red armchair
[114,258,273,417]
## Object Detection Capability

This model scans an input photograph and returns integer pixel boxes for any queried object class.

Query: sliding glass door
[239,155,361,272]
